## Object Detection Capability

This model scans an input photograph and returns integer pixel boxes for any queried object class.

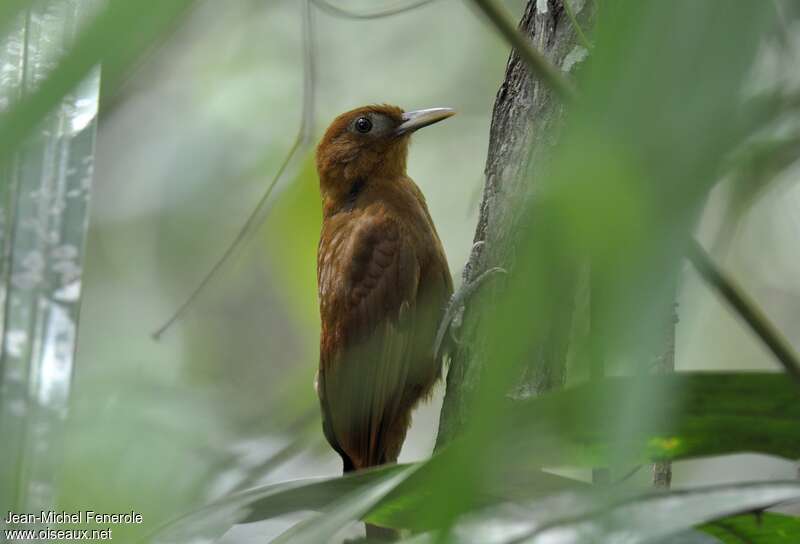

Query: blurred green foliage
[703,513,800,544]
[264,154,322,331]
[2,0,800,542]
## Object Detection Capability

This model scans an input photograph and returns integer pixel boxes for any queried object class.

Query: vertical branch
[437,0,592,446]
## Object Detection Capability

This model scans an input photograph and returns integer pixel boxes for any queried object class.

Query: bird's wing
[318,212,421,469]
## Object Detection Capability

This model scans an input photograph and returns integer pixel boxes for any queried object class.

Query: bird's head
[316,104,454,199]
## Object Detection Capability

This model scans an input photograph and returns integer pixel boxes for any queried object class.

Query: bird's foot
[433,263,507,360]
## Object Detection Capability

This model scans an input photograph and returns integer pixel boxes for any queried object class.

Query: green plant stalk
[687,240,800,385]
[468,0,800,386]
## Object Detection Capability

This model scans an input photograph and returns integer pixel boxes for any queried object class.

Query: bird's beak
[395,107,455,136]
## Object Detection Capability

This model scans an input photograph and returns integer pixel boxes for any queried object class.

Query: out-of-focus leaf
[401,481,800,544]
[702,512,800,544]
[60,376,239,543]
[400,529,723,544]
[497,372,800,468]
[369,373,799,533]
[405,530,724,544]
[730,133,800,208]
[454,6,773,534]
[366,454,586,531]
[0,0,196,166]
[149,452,583,540]
[0,0,28,37]
[655,531,723,544]
[713,132,800,254]
[145,339,796,540]
[148,463,409,543]
[270,465,418,543]
[263,154,321,329]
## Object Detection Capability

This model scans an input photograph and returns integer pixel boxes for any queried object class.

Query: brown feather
[316,105,453,473]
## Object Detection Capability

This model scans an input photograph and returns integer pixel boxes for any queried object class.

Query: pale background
[68,0,800,540]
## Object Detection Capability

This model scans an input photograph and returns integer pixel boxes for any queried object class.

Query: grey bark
[436,0,593,447]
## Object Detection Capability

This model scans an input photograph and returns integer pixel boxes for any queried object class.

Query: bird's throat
[344,178,366,210]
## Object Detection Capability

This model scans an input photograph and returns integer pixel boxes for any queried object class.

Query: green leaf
[702,512,800,544]
[498,372,800,467]
[148,464,410,543]
[148,452,583,540]
[149,372,798,540]
[400,530,723,544]
[401,481,800,544]
[365,453,585,532]
[270,465,418,543]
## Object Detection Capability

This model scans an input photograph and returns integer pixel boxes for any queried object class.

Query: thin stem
[152,0,317,339]
[563,0,591,50]
[152,135,304,340]
[612,465,643,485]
[687,240,800,385]
[470,0,578,103]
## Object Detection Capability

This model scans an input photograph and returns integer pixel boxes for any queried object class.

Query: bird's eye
[354,116,372,133]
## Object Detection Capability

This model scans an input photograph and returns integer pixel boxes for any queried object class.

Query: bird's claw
[433,265,507,361]
[448,305,465,346]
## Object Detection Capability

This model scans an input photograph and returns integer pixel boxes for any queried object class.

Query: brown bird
[315,105,454,485]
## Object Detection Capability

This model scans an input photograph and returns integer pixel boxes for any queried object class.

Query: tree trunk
[436,0,593,447]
